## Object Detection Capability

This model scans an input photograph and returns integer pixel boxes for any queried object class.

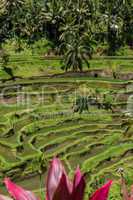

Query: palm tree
[61,32,94,72]
[58,0,96,72]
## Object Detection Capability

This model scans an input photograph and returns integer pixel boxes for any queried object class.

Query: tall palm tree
[59,0,95,71]
[61,32,95,72]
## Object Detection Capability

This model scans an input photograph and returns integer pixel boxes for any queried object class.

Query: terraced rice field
[0,77,133,199]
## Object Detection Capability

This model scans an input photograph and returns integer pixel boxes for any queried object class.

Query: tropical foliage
[0,0,132,71]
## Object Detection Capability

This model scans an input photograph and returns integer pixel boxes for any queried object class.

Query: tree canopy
[0,0,133,71]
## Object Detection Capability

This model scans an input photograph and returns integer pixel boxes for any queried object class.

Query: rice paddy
[0,72,132,199]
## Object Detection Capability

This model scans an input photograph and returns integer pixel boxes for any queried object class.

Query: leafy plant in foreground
[0,157,112,200]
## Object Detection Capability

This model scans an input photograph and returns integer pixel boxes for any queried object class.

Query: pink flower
[4,178,39,200]
[89,180,113,200]
[46,157,112,200]
[3,157,112,200]
[45,157,85,200]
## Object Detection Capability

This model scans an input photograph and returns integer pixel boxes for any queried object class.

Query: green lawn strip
[0,69,11,80]
[63,132,122,164]
[31,125,101,148]
[33,127,121,149]
[6,55,133,61]
[31,107,70,115]
[0,155,11,170]
[17,113,117,146]
[63,140,106,164]
[17,117,71,141]
[1,115,33,145]
[63,129,122,155]
[43,132,122,160]
[0,123,11,136]
[19,116,107,137]
[89,59,133,72]
[1,56,133,76]
[0,105,29,116]
[16,119,45,144]
[0,140,19,148]
[5,108,35,121]
[1,152,42,173]
[44,136,95,159]
[0,143,19,163]
[0,88,73,97]
[30,123,114,149]
[12,104,72,135]
[81,142,133,173]
[17,142,40,159]
[0,49,132,78]
[1,109,33,130]
[18,106,114,124]
[0,77,128,88]
[0,80,124,101]
[33,104,70,114]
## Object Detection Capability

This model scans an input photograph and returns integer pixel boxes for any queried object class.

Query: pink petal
[46,157,66,200]
[53,173,71,200]
[4,178,38,200]
[72,167,86,200]
[89,180,113,200]
[0,195,13,200]
[121,177,129,200]
[73,167,83,187]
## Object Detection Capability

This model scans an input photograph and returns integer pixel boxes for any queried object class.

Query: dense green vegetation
[0,0,133,72]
